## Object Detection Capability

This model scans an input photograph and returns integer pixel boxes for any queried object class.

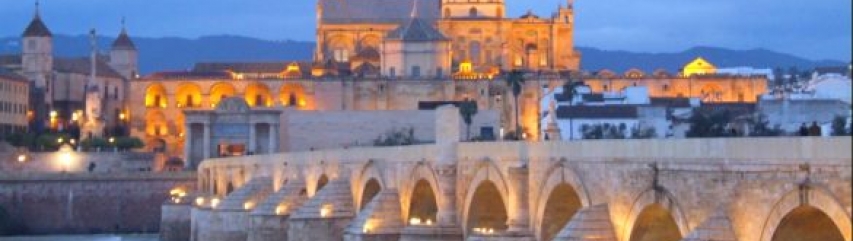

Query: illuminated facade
[316,0,581,78]
[0,70,30,136]
[583,58,768,103]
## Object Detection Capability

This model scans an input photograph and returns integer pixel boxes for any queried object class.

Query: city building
[0,4,137,137]
[0,68,30,136]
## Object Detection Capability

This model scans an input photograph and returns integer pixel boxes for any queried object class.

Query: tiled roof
[556,105,639,119]
[53,58,125,79]
[319,0,440,24]
[194,62,290,73]
[387,18,449,41]
[23,16,52,37]
[0,68,28,83]
[112,29,136,50]
[143,71,233,80]
[0,55,22,66]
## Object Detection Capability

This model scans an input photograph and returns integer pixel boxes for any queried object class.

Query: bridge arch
[760,185,851,241]
[403,163,442,224]
[621,188,690,241]
[462,160,511,235]
[533,162,592,241]
[354,161,387,211]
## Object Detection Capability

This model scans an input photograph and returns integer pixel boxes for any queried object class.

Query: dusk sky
[0,0,850,61]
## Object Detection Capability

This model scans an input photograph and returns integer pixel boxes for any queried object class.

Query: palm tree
[562,76,583,140]
[506,70,525,139]
[459,101,479,141]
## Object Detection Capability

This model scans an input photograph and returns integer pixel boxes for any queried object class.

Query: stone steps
[290,177,355,219]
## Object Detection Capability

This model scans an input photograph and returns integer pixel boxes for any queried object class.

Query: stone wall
[0,151,155,173]
[0,172,195,235]
[191,137,851,241]
[280,109,499,152]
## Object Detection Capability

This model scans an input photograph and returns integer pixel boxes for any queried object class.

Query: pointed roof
[386,18,448,41]
[112,28,136,50]
[22,10,52,38]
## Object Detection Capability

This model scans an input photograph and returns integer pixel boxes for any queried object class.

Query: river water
[0,235,158,241]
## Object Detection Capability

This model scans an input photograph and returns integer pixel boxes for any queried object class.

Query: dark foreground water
[0,234,158,241]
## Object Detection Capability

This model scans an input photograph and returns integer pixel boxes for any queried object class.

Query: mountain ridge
[1,34,845,75]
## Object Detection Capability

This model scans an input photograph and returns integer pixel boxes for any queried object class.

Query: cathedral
[316,0,581,78]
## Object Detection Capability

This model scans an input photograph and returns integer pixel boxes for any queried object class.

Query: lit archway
[145,83,168,108]
[279,83,307,108]
[360,178,381,210]
[145,110,168,136]
[408,179,438,224]
[534,163,592,241]
[466,180,508,233]
[759,186,851,241]
[629,204,682,241]
[210,82,237,107]
[540,184,583,241]
[771,206,845,241]
[244,83,273,107]
[175,83,202,108]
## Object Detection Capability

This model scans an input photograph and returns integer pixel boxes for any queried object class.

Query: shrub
[115,137,145,151]
[81,138,111,151]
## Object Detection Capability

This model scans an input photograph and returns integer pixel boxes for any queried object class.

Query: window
[412,66,421,77]
[662,84,670,92]
[469,7,478,17]
[469,41,482,64]
[389,67,396,78]
[436,67,443,78]
[114,87,119,100]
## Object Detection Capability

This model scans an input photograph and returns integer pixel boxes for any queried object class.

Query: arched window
[469,7,478,18]
[469,41,482,65]
[444,8,451,18]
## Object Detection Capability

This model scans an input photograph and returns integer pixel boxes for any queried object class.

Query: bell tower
[440,0,505,19]
[551,0,580,71]
[21,1,53,89]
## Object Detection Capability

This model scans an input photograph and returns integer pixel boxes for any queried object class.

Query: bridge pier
[193,177,273,241]
[288,178,355,241]
[247,180,309,241]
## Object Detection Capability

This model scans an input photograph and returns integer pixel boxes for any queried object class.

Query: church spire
[23,0,52,37]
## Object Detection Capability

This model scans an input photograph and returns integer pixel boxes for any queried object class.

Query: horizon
[0,0,850,61]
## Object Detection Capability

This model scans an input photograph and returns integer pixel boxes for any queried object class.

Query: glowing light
[243,201,256,210]
[210,198,220,208]
[195,197,205,206]
[70,139,76,145]
[275,205,288,215]
[50,111,57,118]
[425,219,433,225]
[119,113,126,120]
[57,138,63,143]
[17,154,26,162]
[409,218,422,225]
[60,151,72,172]
[109,137,115,143]
[320,204,333,217]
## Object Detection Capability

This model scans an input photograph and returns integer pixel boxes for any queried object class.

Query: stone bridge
[163,108,852,241]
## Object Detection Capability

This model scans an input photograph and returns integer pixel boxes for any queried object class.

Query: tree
[686,109,733,138]
[631,126,657,139]
[4,132,36,149]
[748,114,784,137]
[459,101,479,141]
[831,115,851,136]
[562,78,585,139]
[772,67,785,88]
[505,70,526,138]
